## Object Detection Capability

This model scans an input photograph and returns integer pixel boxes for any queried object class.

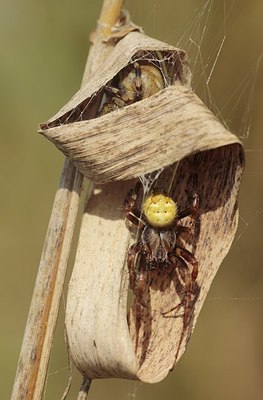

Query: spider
[98,61,164,115]
[124,182,200,360]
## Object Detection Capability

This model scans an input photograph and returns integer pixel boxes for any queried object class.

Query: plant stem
[11,1,124,399]
[77,377,92,400]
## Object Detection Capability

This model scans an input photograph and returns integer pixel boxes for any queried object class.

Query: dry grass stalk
[11,160,83,400]
[11,1,126,399]
[38,30,245,382]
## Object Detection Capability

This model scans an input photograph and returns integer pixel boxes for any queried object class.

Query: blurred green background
[1,0,262,399]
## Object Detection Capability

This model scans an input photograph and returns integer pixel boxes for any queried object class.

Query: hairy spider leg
[127,242,149,350]
[127,242,144,290]
[177,193,199,221]
[176,226,191,234]
[125,182,146,291]
[103,85,127,109]
[176,245,198,281]
[103,85,121,97]
[123,182,145,228]
[164,246,199,365]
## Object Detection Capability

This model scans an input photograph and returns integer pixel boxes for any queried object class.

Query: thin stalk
[11,1,124,399]
[76,377,92,400]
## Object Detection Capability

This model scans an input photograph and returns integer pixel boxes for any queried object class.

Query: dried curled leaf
[38,32,192,183]
[38,33,242,184]
[40,84,241,183]
[39,31,245,382]
[65,144,244,383]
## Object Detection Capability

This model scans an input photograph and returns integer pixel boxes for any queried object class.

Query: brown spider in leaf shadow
[124,181,201,367]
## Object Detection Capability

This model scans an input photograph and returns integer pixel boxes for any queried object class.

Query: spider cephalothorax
[124,182,200,359]
[98,61,164,115]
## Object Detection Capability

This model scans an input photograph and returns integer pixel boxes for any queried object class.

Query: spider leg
[175,245,198,281]
[127,242,144,291]
[123,182,145,229]
[136,261,148,309]
[124,208,143,228]
[177,193,199,221]
[98,85,125,116]
[162,254,189,316]
[176,226,191,235]
[175,256,199,363]
[103,85,121,97]
[163,248,199,364]
[165,247,198,317]
[103,85,127,109]
[127,241,148,350]
[134,256,148,351]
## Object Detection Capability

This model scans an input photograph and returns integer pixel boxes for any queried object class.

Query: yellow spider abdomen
[143,194,177,227]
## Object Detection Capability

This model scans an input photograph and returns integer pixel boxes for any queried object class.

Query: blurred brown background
[1,0,262,399]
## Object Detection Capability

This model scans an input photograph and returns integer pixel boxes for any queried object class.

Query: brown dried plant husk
[39,32,245,383]
[39,32,241,184]
[38,31,192,183]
